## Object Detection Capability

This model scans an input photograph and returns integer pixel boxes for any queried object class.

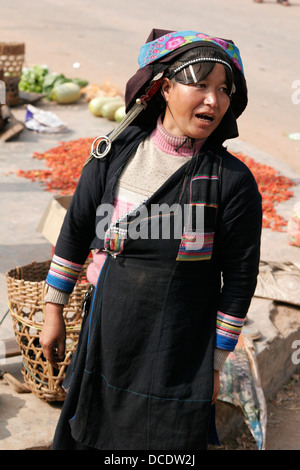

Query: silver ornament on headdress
[170,57,233,78]
[169,57,236,96]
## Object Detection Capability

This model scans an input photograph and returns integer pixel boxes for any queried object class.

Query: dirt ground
[214,304,300,451]
[214,372,300,450]
[1,0,300,173]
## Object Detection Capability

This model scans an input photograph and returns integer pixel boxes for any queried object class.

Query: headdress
[137,30,244,74]
[87,29,247,162]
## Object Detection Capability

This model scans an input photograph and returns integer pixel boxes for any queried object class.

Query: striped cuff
[46,254,83,294]
[215,311,244,351]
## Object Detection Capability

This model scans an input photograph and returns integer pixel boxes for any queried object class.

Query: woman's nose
[204,91,218,106]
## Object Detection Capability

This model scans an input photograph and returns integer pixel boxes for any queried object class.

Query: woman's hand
[212,369,220,405]
[40,303,66,369]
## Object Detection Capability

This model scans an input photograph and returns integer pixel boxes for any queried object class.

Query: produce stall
[0,51,126,142]
[1,52,295,232]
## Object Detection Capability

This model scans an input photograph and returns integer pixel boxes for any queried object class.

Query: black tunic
[51,125,262,450]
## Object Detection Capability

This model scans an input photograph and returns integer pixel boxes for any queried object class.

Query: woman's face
[161,63,231,141]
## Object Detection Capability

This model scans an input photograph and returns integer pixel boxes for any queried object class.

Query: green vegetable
[42,73,69,98]
[51,82,81,104]
[18,65,49,93]
[72,78,89,88]
[114,105,126,122]
[101,100,125,120]
[88,96,120,116]
[18,64,88,99]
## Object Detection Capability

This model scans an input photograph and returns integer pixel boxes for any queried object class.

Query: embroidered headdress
[87,29,248,162]
[137,31,244,74]
[125,29,248,136]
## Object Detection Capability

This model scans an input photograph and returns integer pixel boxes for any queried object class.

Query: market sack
[255,260,300,307]
[218,334,267,450]
[25,104,68,133]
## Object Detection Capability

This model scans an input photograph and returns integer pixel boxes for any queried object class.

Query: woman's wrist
[45,302,64,317]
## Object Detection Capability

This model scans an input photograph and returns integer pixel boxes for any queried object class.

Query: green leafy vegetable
[18,65,88,99]
[18,65,49,93]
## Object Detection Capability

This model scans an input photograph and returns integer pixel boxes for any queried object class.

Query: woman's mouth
[195,113,214,123]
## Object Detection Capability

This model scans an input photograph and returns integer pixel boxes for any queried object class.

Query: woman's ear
[161,77,172,102]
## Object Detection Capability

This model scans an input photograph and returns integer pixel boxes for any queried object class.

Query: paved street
[1,0,300,172]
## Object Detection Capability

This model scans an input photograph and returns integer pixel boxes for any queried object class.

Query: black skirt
[52,247,220,450]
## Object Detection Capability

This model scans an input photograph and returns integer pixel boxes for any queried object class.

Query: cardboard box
[37,195,72,246]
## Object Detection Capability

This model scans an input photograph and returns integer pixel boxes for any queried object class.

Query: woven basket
[0,42,25,106]
[4,76,20,107]
[6,259,91,402]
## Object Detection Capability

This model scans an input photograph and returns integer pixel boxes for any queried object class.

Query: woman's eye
[195,83,206,89]
[219,86,229,95]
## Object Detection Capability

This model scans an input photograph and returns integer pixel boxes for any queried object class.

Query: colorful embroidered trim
[190,202,218,208]
[46,255,83,293]
[192,174,219,181]
[104,226,127,258]
[176,231,214,261]
[138,31,244,75]
[215,311,245,351]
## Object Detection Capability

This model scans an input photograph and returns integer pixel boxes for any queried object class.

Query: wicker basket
[6,259,91,402]
[0,42,25,106]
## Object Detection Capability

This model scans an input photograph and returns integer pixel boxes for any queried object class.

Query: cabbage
[18,65,49,93]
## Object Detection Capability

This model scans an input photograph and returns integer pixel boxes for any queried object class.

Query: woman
[40,29,262,450]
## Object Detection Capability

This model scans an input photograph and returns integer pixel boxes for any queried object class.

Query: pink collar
[151,116,205,157]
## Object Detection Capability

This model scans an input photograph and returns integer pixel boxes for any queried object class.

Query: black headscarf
[125,29,248,144]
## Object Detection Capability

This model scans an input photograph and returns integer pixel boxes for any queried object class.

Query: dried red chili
[16,141,295,232]
[16,137,94,195]
[234,153,295,231]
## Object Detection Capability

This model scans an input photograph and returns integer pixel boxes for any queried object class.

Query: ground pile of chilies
[16,138,295,232]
